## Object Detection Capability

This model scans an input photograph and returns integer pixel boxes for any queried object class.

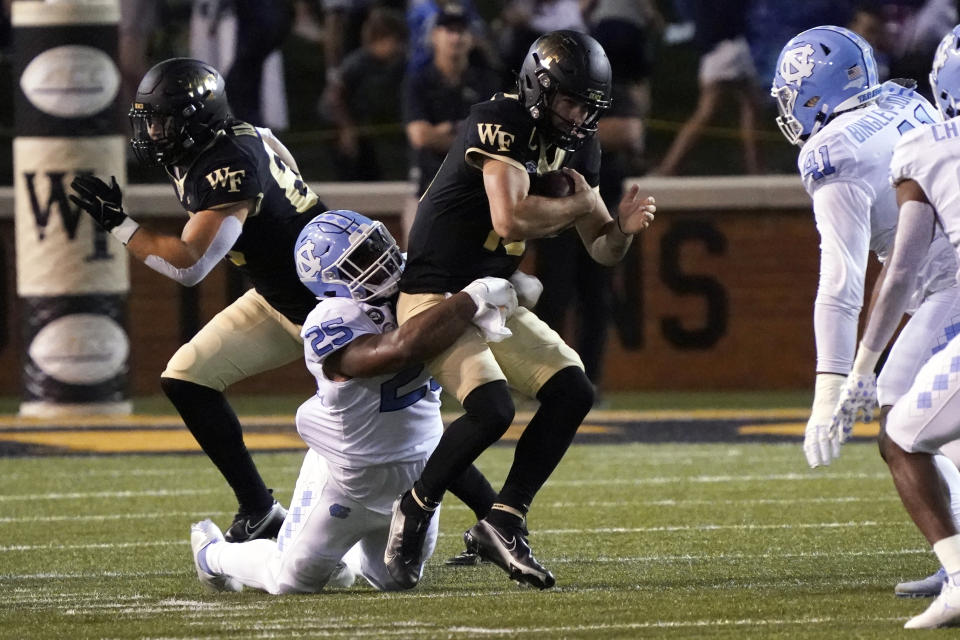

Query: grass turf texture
[0,441,945,639]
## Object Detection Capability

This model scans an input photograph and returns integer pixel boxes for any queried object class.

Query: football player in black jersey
[68,58,318,542]
[70,57,501,546]
[384,31,657,589]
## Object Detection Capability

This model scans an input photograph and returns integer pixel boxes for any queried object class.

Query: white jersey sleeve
[810,181,872,374]
[800,127,873,198]
[892,119,960,281]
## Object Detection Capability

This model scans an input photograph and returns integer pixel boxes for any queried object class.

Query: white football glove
[829,342,883,446]
[804,373,845,468]
[830,372,879,444]
[509,270,543,308]
[461,277,518,342]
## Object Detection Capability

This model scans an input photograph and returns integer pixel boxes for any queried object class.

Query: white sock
[202,539,224,574]
[216,539,282,594]
[932,534,960,586]
[933,454,960,530]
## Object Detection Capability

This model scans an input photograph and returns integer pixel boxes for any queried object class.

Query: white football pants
[207,448,438,593]
[876,285,960,527]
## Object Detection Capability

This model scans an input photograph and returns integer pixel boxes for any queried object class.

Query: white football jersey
[798,82,956,374]
[891,116,960,262]
[295,296,443,469]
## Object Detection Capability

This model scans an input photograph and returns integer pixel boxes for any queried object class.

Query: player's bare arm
[70,171,253,286]
[324,292,481,381]
[125,200,251,268]
[483,156,597,240]
[574,183,656,266]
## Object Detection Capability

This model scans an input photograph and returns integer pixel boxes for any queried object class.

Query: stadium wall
[0,175,857,396]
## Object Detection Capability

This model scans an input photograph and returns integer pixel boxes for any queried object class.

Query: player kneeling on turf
[190,209,517,593]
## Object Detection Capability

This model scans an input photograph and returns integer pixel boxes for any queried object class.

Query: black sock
[449,464,498,520]
[160,377,272,512]
[400,480,441,518]
[497,367,594,512]
[417,380,515,500]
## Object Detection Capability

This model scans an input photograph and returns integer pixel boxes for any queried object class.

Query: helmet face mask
[518,30,612,151]
[295,210,404,302]
[772,84,805,145]
[129,105,195,166]
[770,26,880,146]
[129,58,231,167]
[544,90,603,150]
[930,26,960,120]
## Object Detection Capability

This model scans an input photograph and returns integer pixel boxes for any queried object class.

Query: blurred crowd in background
[0,0,955,185]
[0,0,956,400]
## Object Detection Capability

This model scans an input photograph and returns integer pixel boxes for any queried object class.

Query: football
[529,170,575,198]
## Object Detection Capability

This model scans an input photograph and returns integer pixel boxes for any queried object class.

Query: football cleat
[445,549,484,566]
[224,499,286,543]
[464,519,555,589]
[383,492,434,589]
[190,519,242,592]
[896,567,947,598]
[904,578,960,628]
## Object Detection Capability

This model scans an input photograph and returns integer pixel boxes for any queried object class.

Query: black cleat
[465,518,555,589]
[224,500,286,543]
[445,550,484,566]
[384,492,434,589]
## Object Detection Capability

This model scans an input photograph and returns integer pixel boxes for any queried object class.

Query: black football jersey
[400,93,601,293]
[166,121,324,324]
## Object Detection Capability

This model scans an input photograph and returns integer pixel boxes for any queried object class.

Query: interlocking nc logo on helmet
[296,239,324,278]
[779,43,816,86]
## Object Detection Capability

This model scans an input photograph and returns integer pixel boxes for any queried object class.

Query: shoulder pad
[890,123,937,184]
[797,128,858,194]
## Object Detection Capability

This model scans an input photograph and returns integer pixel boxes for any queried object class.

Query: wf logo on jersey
[477,123,516,152]
[204,167,246,192]
[779,43,816,86]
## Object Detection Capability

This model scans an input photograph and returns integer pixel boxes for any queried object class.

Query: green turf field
[0,437,946,639]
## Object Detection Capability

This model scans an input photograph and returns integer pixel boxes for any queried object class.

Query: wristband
[110,217,140,245]
[851,343,883,376]
[616,216,628,235]
[811,373,845,422]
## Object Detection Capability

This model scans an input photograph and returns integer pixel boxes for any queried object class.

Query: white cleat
[190,519,242,592]
[904,579,960,628]
[896,567,946,598]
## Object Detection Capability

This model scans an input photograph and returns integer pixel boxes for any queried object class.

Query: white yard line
[0,520,910,553]
[0,471,890,502]
[0,495,898,524]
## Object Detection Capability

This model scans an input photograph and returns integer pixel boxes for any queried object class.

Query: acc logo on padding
[20,46,119,118]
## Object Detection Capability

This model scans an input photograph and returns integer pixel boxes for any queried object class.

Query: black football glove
[69,174,128,232]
